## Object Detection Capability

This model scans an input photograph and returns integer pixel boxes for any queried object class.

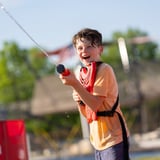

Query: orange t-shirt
[88,63,129,150]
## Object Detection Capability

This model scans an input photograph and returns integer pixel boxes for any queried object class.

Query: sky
[0,0,160,52]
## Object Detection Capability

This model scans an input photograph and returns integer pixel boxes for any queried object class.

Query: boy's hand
[72,90,85,106]
[72,90,81,102]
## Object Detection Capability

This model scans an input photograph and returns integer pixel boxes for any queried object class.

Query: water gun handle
[56,64,70,76]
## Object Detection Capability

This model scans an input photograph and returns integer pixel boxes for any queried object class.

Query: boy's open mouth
[83,56,90,59]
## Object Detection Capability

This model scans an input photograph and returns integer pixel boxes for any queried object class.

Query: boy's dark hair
[72,28,102,47]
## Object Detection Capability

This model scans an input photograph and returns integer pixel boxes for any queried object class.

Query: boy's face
[75,38,103,66]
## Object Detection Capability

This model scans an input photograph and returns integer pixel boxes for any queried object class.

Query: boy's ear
[99,46,104,54]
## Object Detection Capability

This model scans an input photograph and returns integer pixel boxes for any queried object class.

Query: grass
[134,157,160,160]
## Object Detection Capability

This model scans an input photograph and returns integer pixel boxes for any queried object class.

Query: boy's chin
[83,61,91,66]
[82,59,93,66]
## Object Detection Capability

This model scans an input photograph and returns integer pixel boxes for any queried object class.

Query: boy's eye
[87,45,92,49]
[77,47,83,51]
[77,45,93,52]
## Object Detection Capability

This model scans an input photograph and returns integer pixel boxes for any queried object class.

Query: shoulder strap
[97,95,130,160]
[96,95,119,117]
[94,63,130,159]
[116,112,130,160]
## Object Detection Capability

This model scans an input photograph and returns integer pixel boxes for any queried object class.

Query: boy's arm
[59,71,105,111]
[72,81,105,111]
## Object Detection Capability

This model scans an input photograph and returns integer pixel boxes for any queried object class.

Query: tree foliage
[0,41,54,104]
[101,28,159,68]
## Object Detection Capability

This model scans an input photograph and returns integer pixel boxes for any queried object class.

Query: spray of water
[0,2,50,58]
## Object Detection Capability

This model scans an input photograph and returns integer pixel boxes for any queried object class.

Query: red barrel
[0,120,28,160]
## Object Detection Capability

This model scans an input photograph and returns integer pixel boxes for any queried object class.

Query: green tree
[101,28,159,67]
[0,41,54,104]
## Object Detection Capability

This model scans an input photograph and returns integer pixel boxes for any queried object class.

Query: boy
[59,28,130,160]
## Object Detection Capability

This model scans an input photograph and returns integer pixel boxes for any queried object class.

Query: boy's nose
[83,47,88,53]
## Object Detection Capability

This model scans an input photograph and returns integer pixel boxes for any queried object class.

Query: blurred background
[0,1,160,160]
